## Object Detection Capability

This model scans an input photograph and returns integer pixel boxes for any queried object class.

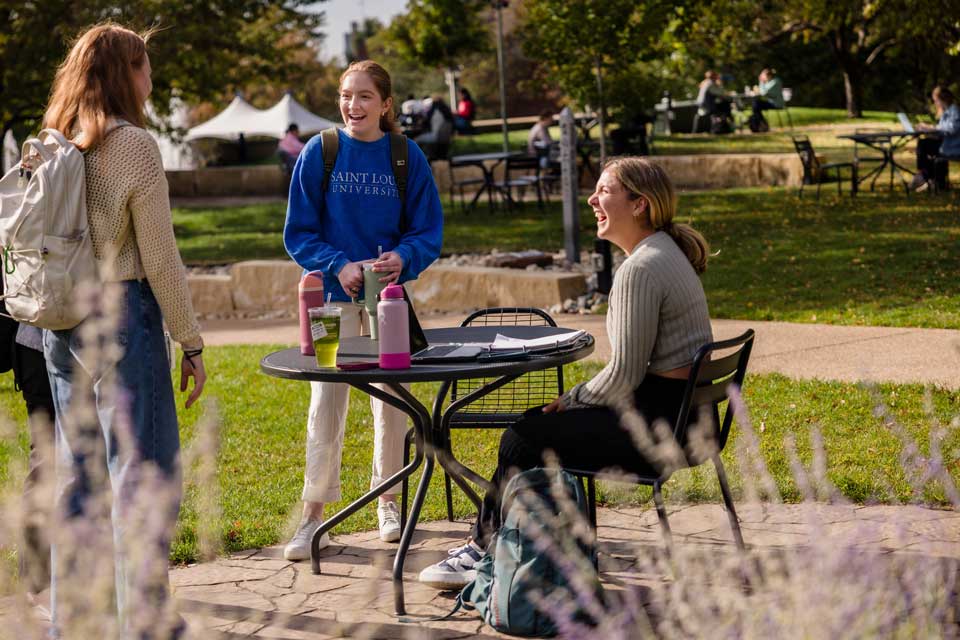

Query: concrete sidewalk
[201,314,960,389]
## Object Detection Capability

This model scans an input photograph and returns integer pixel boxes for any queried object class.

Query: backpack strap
[389,132,408,233]
[320,127,339,193]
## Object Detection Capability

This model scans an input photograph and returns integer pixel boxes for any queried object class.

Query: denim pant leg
[45,281,182,638]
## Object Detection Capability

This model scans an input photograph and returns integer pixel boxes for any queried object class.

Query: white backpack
[0,128,100,330]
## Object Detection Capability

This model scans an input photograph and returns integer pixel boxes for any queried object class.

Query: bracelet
[183,347,203,367]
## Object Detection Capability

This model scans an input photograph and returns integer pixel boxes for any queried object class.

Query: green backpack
[460,468,602,637]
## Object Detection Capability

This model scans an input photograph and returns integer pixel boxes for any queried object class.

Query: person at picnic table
[419,156,713,589]
[911,86,960,191]
[455,87,476,133]
[749,68,784,133]
[696,70,732,128]
[41,22,207,637]
[527,109,555,167]
[277,122,305,174]
[283,60,443,560]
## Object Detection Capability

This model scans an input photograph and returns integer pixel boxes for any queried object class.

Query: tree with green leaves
[0,1,324,142]
[384,0,490,71]
[676,0,960,117]
[519,0,675,160]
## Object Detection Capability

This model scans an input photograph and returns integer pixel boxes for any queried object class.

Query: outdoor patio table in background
[450,150,523,212]
[836,130,937,192]
[260,324,594,616]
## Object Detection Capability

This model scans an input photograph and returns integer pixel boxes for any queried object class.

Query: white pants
[302,303,409,503]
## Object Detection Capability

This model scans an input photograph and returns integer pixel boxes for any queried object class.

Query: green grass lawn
[453,107,931,159]
[174,188,960,329]
[0,346,955,563]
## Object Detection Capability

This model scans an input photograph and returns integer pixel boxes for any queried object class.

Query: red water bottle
[299,271,325,355]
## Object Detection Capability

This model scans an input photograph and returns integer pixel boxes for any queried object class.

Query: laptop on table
[897,112,915,133]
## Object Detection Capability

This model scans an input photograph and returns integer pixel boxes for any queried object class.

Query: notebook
[897,112,915,133]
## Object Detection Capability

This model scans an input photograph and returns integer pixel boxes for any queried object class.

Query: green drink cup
[309,306,341,368]
[358,263,388,339]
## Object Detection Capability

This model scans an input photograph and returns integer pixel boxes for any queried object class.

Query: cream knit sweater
[562,231,713,409]
[84,126,202,349]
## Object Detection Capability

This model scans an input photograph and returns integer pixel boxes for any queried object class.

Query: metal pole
[559,107,580,264]
[595,56,607,165]
[495,1,509,153]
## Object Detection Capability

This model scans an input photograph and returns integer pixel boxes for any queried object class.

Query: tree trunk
[842,68,864,118]
[828,29,864,118]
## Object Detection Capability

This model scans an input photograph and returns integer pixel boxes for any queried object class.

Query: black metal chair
[493,154,545,210]
[567,329,755,551]
[792,135,857,199]
[400,307,563,523]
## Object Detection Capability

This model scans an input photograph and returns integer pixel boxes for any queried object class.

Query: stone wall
[167,165,286,197]
[166,152,802,198]
[190,260,587,317]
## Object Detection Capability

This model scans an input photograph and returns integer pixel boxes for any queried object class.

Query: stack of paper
[488,330,586,353]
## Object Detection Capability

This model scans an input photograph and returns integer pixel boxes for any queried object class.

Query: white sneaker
[377,501,402,542]
[418,541,485,590]
[283,519,330,560]
[910,172,928,191]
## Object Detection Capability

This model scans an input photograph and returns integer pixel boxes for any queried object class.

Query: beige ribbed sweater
[563,231,712,409]
[84,126,201,349]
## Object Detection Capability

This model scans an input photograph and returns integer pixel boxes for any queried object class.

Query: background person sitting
[277,123,305,175]
[527,109,554,167]
[912,86,960,191]
[696,70,732,133]
[749,68,784,132]
[414,95,454,161]
[399,93,426,135]
[455,87,476,133]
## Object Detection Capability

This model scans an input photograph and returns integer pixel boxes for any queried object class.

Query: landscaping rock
[485,250,554,269]
[187,274,234,315]
[231,259,302,314]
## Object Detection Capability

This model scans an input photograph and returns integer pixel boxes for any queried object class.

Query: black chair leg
[652,480,672,549]
[444,471,455,522]
[587,477,597,528]
[713,454,746,551]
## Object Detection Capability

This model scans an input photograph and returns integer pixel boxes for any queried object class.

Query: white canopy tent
[185,93,336,142]
[246,93,337,138]
[184,95,264,141]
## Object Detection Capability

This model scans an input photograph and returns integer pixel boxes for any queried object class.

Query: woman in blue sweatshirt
[282,60,443,560]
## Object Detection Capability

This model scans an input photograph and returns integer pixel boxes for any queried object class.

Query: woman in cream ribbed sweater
[420,157,714,589]
[40,23,204,638]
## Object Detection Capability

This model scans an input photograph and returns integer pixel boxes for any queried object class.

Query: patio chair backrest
[792,135,820,185]
[673,329,755,458]
[449,307,562,427]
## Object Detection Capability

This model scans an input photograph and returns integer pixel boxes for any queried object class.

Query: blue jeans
[44,280,182,638]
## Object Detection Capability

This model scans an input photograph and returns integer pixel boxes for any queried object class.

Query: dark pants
[13,342,56,593]
[752,97,778,118]
[470,375,690,546]
[915,137,953,189]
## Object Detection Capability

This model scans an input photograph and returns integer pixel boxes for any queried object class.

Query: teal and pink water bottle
[377,284,411,369]
[298,271,325,355]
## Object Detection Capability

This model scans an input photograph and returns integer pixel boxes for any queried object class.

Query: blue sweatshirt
[283,129,444,301]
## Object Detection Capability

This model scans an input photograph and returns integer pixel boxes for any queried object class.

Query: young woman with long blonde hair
[420,157,713,589]
[42,22,205,637]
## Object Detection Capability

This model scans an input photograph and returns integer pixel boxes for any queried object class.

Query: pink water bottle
[298,271,325,355]
[377,284,411,369]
